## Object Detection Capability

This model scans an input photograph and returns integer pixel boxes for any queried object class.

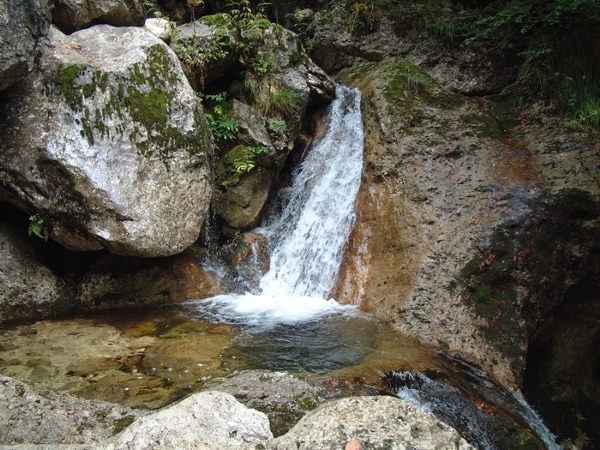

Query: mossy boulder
[0,25,213,257]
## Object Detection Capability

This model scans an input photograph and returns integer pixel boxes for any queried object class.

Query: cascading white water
[192,84,364,325]
[258,84,364,298]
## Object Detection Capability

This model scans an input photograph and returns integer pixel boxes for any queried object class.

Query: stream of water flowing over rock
[189,83,365,326]
[0,85,563,449]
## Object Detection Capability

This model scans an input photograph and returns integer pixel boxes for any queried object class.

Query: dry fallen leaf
[345,440,362,450]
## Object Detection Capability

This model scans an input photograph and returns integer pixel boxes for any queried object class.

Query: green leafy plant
[349,2,376,33]
[229,145,268,173]
[200,92,240,140]
[28,214,48,241]
[267,118,287,136]
[405,72,430,92]
[242,74,300,118]
[252,51,274,77]
[170,25,229,89]
[464,0,600,129]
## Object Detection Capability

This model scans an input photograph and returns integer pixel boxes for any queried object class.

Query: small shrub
[428,20,463,42]
[200,92,239,140]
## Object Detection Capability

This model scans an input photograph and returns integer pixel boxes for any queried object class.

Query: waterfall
[258,84,364,298]
[190,84,364,326]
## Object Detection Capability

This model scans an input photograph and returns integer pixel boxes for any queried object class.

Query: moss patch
[50,44,208,163]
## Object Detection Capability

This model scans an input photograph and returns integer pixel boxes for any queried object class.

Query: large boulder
[0,25,213,257]
[0,221,69,321]
[107,391,273,449]
[52,0,145,34]
[271,396,475,449]
[0,0,51,92]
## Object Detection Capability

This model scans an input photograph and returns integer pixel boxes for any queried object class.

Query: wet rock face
[0,25,213,257]
[519,191,600,448]
[334,58,600,445]
[0,0,51,92]
[334,58,600,390]
[52,0,145,34]
[271,396,475,449]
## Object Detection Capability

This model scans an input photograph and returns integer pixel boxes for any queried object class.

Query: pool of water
[0,303,436,409]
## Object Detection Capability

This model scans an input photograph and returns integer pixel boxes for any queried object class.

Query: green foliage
[226,145,268,173]
[405,72,430,92]
[28,214,48,241]
[170,27,229,89]
[466,0,600,45]
[226,0,272,58]
[252,51,274,77]
[142,0,158,17]
[267,118,287,135]
[243,74,300,118]
[465,0,600,129]
[348,2,377,33]
[200,91,239,140]
[428,20,463,42]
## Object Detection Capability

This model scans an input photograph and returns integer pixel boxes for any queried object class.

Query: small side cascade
[386,371,563,450]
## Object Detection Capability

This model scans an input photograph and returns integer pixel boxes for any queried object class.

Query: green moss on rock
[51,43,208,163]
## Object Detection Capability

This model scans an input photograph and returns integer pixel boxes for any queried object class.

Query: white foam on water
[199,293,358,327]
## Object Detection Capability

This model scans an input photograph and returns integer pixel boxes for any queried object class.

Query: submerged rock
[52,0,145,34]
[0,25,213,257]
[271,395,475,449]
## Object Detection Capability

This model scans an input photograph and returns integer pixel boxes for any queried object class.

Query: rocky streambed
[1,0,600,448]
